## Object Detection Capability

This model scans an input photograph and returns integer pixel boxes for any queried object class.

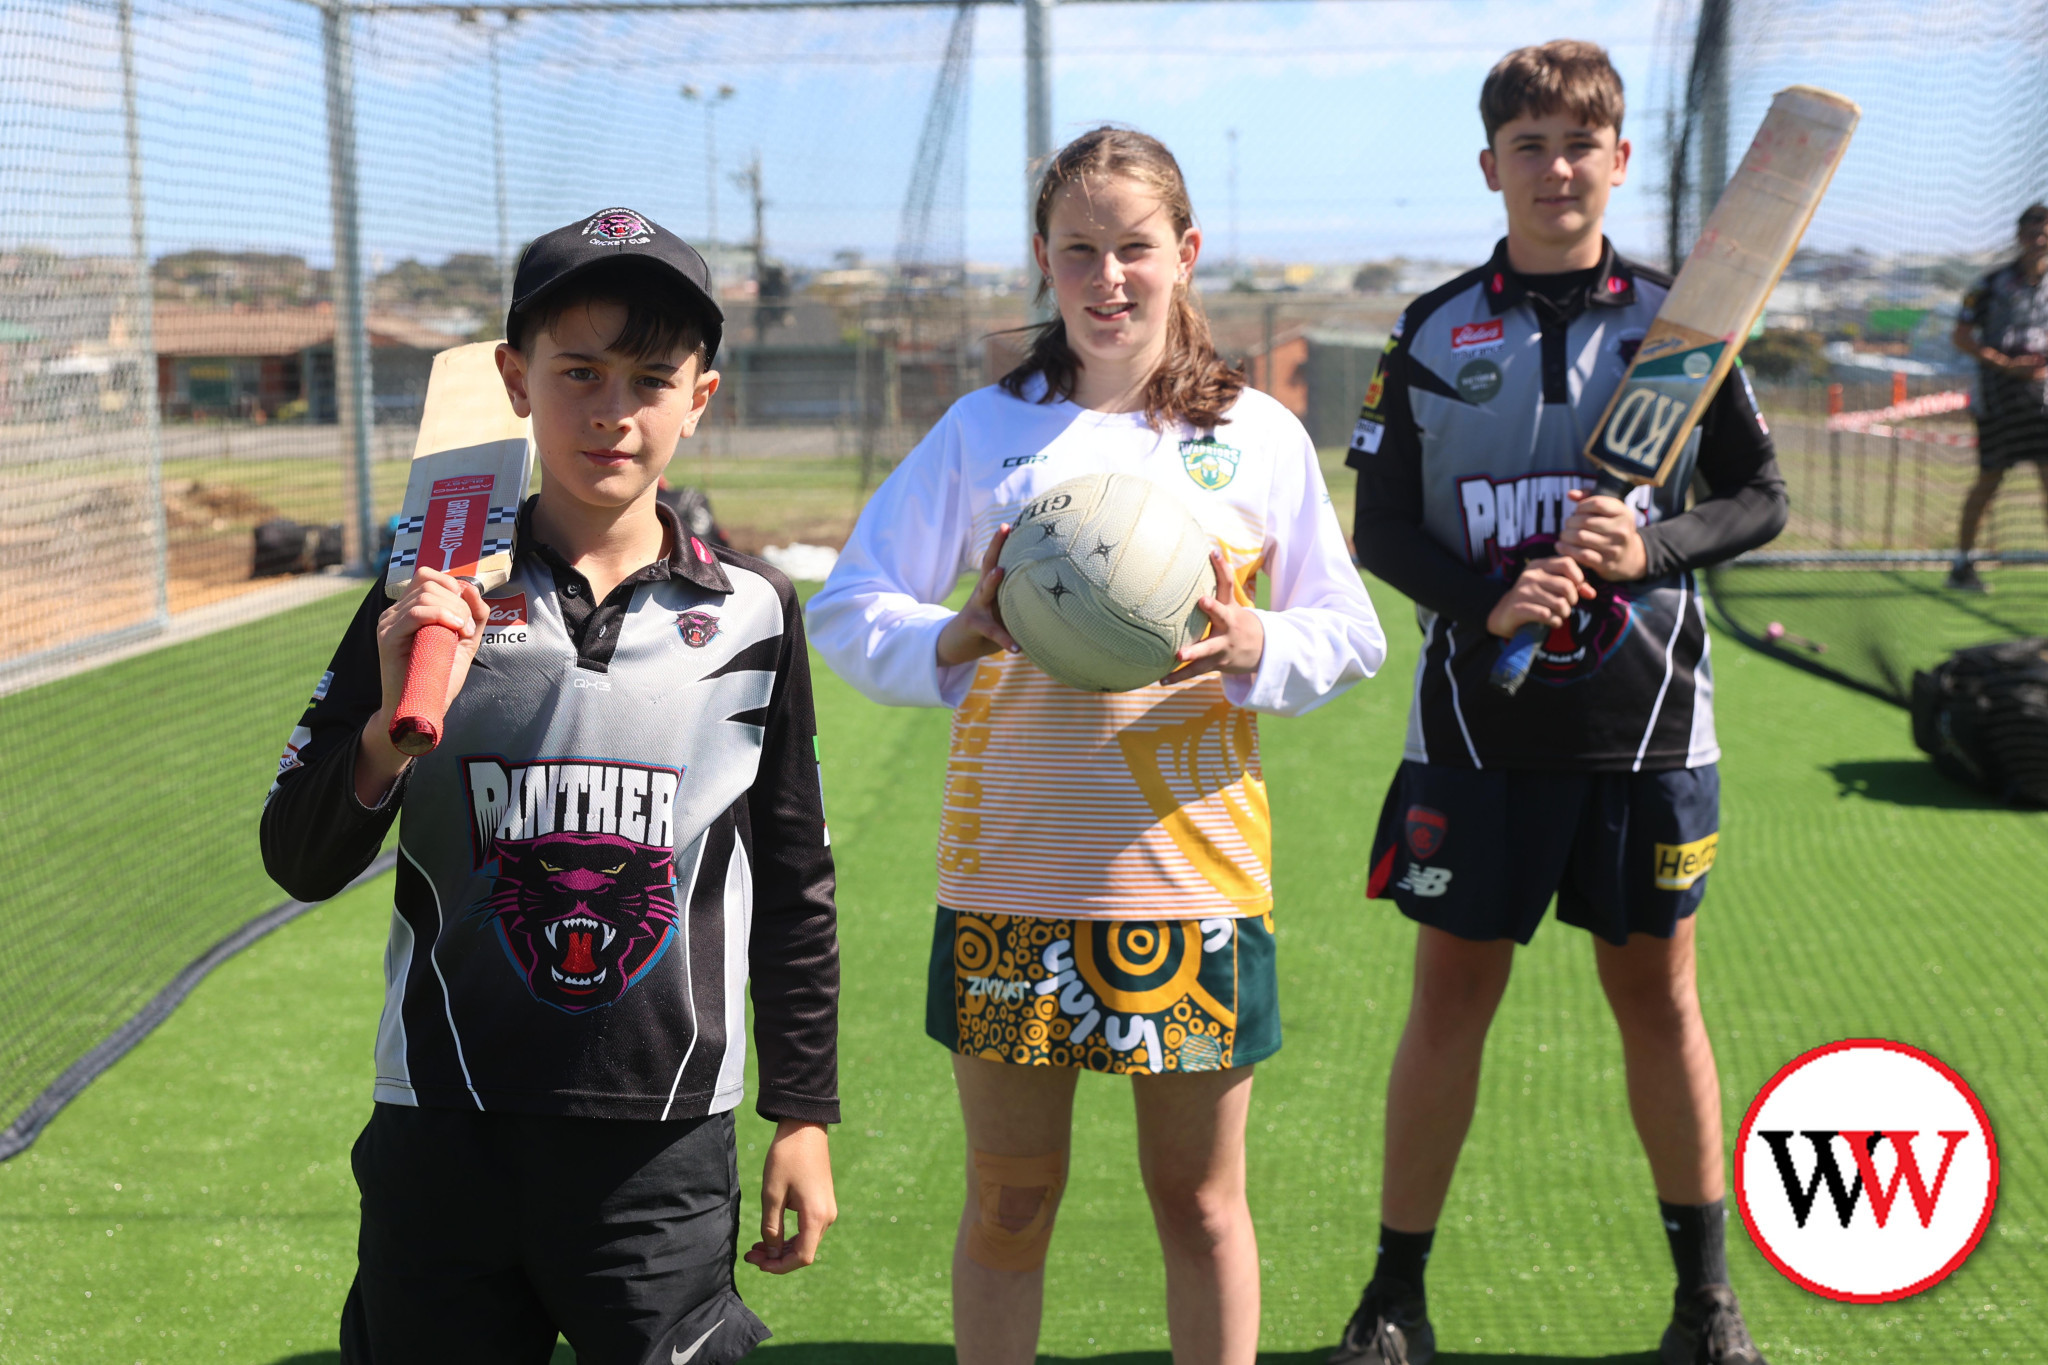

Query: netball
[995,471,1216,691]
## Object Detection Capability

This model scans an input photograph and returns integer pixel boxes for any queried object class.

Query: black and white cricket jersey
[261,500,838,1125]
[1348,239,1788,772]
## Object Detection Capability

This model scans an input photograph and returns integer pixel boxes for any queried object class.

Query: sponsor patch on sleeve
[1351,417,1385,455]
[267,724,314,800]
[1737,366,1769,435]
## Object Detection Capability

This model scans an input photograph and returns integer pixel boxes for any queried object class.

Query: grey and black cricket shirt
[1960,261,2048,422]
[261,499,839,1125]
[1348,239,1787,772]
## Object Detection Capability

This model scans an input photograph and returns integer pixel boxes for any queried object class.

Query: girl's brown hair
[999,126,1244,431]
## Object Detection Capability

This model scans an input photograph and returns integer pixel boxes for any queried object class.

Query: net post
[322,0,376,574]
[1883,428,1900,549]
[118,0,169,628]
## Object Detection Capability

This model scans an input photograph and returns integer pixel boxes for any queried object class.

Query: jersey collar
[515,495,734,595]
[1481,237,1637,316]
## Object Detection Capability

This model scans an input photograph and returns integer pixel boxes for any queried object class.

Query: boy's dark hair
[2020,203,2048,229]
[1480,40,1625,145]
[508,256,711,365]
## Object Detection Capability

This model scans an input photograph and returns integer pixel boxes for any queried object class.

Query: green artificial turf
[2,576,2043,1363]
[1708,565,2048,701]
[0,587,370,1139]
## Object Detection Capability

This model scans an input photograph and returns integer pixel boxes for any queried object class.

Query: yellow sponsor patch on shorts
[1653,833,1719,891]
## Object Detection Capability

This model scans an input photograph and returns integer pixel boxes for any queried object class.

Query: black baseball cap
[508,207,724,362]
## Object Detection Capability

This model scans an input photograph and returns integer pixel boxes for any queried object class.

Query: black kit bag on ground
[1911,638,2048,806]
[656,481,730,549]
[252,518,345,577]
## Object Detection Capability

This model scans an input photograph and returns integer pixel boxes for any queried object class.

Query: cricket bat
[384,340,532,755]
[1489,84,1860,696]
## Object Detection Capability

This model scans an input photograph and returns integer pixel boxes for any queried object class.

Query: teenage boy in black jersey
[262,208,838,1365]
[1329,43,1787,1365]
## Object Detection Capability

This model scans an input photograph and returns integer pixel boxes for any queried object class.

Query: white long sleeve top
[807,381,1385,920]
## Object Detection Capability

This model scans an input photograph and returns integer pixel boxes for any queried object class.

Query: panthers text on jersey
[1348,240,1786,771]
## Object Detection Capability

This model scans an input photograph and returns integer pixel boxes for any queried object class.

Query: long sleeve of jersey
[1350,339,1512,628]
[744,596,841,1124]
[1228,420,1386,716]
[1353,349,1788,622]
[810,398,1383,716]
[260,582,405,902]
[805,411,982,709]
[1635,368,1789,577]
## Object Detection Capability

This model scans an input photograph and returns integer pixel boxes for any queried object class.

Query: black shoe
[1946,561,1990,593]
[1329,1280,1435,1365]
[1660,1284,1768,1365]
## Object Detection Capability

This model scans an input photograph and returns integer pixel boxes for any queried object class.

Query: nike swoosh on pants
[673,1319,724,1364]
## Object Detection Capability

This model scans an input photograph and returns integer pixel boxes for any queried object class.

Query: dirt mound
[163,479,280,531]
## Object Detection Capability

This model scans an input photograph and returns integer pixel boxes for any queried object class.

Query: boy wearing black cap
[262,207,838,1365]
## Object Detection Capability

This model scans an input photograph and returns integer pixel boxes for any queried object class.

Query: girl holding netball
[807,126,1383,1364]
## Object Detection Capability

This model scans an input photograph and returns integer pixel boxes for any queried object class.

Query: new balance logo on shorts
[1395,864,1452,897]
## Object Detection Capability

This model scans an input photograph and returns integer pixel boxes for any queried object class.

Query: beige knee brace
[964,1149,1067,1272]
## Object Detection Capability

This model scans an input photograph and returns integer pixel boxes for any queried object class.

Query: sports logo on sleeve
[267,725,314,800]
[463,758,684,1014]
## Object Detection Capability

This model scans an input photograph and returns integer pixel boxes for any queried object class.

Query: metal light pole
[682,82,735,277]
[484,17,514,325]
[118,0,168,625]
[1226,126,1239,283]
[322,0,376,572]
[1022,0,1051,196]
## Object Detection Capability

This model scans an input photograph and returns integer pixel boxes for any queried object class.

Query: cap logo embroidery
[583,208,655,246]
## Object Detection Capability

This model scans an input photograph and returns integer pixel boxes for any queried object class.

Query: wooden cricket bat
[384,341,532,755]
[1489,84,1860,696]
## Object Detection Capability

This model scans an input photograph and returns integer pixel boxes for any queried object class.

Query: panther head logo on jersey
[677,609,721,648]
[1500,539,1637,686]
[473,831,679,1014]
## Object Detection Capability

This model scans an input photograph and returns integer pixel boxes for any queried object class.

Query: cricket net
[1655,0,2048,702]
[0,0,975,1157]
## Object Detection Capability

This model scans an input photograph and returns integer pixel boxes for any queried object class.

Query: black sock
[1372,1224,1435,1303]
[1660,1198,1729,1297]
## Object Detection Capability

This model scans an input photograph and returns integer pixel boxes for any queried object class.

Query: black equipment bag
[656,482,729,549]
[1911,638,2048,806]
[252,519,345,577]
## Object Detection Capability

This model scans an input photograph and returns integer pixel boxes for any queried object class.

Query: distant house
[152,304,466,422]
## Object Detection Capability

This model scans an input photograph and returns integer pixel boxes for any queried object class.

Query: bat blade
[385,341,532,755]
[1586,85,1860,486]
[1491,85,1859,697]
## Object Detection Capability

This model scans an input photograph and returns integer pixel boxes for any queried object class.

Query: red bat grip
[389,622,461,756]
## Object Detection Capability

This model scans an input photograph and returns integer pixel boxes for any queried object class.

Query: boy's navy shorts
[340,1103,769,1365]
[1366,761,1721,946]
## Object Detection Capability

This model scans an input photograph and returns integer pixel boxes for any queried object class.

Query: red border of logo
[1734,1038,1999,1304]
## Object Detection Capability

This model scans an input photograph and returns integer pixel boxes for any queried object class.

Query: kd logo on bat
[1736,1039,1997,1303]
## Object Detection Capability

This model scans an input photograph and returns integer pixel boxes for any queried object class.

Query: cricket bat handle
[1488,471,1633,697]
[389,622,460,756]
